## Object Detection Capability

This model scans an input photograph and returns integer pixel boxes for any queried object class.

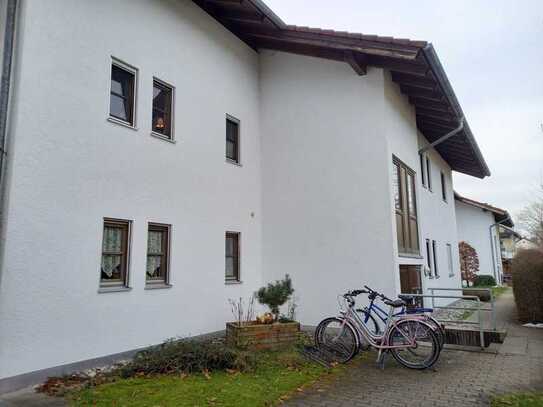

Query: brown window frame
[100,218,131,289]
[152,79,174,140]
[226,115,240,164]
[225,232,240,282]
[146,223,171,286]
[109,60,137,127]
[393,157,420,257]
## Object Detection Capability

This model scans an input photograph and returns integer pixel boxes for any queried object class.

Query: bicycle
[356,285,446,349]
[315,290,441,369]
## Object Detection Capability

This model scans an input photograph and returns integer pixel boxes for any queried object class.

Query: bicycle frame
[339,300,418,351]
[362,296,437,329]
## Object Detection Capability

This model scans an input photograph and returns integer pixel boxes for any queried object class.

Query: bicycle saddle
[384,299,405,308]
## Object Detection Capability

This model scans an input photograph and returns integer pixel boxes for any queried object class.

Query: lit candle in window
[156,117,165,129]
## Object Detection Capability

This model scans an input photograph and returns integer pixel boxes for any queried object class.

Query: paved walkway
[1,290,542,406]
[284,289,543,407]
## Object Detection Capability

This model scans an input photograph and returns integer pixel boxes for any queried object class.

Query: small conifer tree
[256,275,294,322]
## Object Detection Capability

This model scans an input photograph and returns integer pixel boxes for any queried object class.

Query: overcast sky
[266,0,543,219]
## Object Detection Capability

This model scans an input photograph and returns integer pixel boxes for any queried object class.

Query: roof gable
[194,0,490,179]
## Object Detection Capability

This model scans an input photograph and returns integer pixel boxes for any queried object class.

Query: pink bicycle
[315,289,441,369]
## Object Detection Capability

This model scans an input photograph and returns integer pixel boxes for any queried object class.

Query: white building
[455,193,513,284]
[0,0,490,392]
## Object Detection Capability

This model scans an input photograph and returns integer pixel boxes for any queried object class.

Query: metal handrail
[428,287,496,331]
[399,290,496,350]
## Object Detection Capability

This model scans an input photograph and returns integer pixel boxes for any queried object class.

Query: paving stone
[285,291,543,407]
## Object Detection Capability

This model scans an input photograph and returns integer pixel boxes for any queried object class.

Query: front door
[399,265,422,306]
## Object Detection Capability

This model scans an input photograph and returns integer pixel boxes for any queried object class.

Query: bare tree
[517,184,543,247]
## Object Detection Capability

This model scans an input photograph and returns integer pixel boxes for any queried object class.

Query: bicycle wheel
[315,317,359,363]
[425,316,446,349]
[387,319,440,369]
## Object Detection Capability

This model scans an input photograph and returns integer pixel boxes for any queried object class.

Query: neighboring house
[455,193,513,284]
[0,0,490,392]
[499,227,523,284]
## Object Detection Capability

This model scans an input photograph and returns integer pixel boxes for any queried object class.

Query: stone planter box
[226,321,300,350]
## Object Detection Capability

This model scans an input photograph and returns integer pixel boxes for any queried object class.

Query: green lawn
[492,392,543,407]
[70,350,341,407]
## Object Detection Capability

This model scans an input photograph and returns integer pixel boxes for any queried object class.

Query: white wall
[0,0,263,380]
[260,52,397,325]
[382,73,462,304]
[456,201,500,278]
[0,0,472,382]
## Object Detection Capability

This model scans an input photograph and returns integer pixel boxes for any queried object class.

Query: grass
[491,286,509,298]
[69,349,342,407]
[491,392,543,407]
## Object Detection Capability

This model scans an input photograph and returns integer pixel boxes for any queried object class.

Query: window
[393,158,420,256]
[426,156,432,191]
[425,239,433,277]
[225,232,240,282]
[226,116,240,163]
[420,154,427,188]
[432,240,439,278]
[447,243,454,276]
[109,60,137,126]
[152,79,174,139]
[440,172,447,201]
[100,219,131,288]
[146,224,170,286]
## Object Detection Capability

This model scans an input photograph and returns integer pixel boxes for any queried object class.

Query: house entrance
[399,265,422,306]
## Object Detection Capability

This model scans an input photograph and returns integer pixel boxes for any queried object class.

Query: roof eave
[420,45,490,178]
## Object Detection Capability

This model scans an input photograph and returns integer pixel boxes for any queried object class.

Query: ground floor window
[146,223,171,285]
[225,232,240,282]
[100,219,131,288]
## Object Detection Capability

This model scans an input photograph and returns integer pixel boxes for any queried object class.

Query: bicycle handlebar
[363,285,393,302]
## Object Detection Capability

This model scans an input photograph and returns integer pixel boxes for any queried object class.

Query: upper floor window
[420,154,427,188]
[426,156,432,191]
[100,219,131,289]
[393,158,419,256]
[152,79,174,140]
[146,223,171,286]
[226,116,240,164]
[440,172,447,201]
[225,232,240,282]
[109,60,137,127]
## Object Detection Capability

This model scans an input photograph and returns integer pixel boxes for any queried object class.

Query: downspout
[489,218,510,285]
[418,118,464,154]
[0,0,18,282]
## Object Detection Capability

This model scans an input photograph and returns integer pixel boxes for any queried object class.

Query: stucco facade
[456,200,501,280]
[0,0,475,390]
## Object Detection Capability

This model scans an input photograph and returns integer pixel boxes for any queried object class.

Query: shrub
[473,275,496,287]
[119,339,256,377]
[256,274,294,321]
[512,249,543,323]
[459,241,479,283]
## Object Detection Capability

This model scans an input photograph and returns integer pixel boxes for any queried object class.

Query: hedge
[473,275,496,287]
[512,249,543,323]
